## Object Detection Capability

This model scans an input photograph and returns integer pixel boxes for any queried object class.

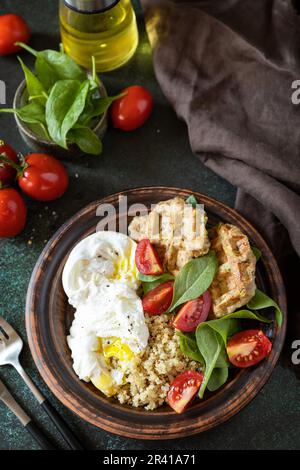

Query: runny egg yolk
[111,244,139,284]
[91,372,117,397]
[91,337,135,397]
[103,337,134,363]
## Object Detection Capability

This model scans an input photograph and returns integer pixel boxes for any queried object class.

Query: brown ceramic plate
[25,187,287,440]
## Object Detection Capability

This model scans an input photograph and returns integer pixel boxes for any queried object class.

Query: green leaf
[195,307,271,398]
[18,57,46,106]
[251,245,262,261]
[247,289,283,327]
[35,54,59,90]
[45,79,82,149]
[139,272,175,295]
[204,317,241,343]
[68,126,102,155]
[186,195,198,208]
[61,80,90,145]
[78,95,122,126]
[38,49,86,82]
[17,42,86,90]
[138,273,174,283]
[0,103,49,139]
[177,331,204,364]
[207,365,229,392]
[168,251,218,312]
[196,326,223,398]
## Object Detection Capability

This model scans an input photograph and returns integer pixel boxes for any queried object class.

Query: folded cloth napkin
[140,0,300,339]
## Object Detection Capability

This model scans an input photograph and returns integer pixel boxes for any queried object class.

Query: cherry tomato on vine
[17,153,69,202]
[0,141,19,185]
[110,85,153,131]
[0,188,27,237]
[0,14,30,56]
[227,329,272,368]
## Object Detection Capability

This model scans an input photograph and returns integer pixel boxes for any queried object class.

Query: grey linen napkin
[140,0,300,339]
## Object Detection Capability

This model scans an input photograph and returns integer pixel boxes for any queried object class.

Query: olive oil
[59,0,138,72]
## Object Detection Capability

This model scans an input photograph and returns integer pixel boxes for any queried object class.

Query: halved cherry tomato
[0,188,26,237]
[173,290,212,332]
[110,85,153,131]
[0,141,19,185]
[142,281,174,315]
[135,239,164,275]
[18,153,69,202]
[0,14,30,56]
[167,370,203,413]
[227,329,272,368]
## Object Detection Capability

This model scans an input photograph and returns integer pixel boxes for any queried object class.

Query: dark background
[0,0,299,450]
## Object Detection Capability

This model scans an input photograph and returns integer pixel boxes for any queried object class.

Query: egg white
[63,231,149,396]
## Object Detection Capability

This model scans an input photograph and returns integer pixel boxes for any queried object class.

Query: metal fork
[0,377,55,450]
[0,316,84,450]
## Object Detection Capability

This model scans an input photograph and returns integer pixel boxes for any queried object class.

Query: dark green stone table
[0,0,299,451]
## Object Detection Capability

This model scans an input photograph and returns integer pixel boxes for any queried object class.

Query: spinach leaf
[211,309,271,327]
[207,364,229,392]
[61,80,90,145]
[168,251,217,312]
[195,308,271,398]
[196,326,223,398]
[45,79,82,148]
[17,42,86,90]
[79,95,123,126]
[186,194,198,208]
[35,54,59,90]
[68,126,102,155]
[18,57,46,106]
[177,331,204,364]
[0,102,49,139]
[138,273,174,283]
[247,289,283,327]
[17,42,86,88]
[251,245,262,261]
[139,272,175,295]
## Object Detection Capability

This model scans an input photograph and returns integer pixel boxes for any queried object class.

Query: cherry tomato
[110,85,153,131]
[227,329,272,368]
[0,188,26,237]
[142,281,174,315]
[135,239,164,275]
[18,153,68,202]
[0,141,19,185]
[0,14,30,56]
[167,370,203,413]
[173,290,212,332]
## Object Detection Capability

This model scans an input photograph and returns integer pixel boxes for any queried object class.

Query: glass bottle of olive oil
[59,0,139,72]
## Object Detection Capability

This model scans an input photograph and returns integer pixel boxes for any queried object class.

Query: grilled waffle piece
[209,223,256,317]
[128,197,210,275]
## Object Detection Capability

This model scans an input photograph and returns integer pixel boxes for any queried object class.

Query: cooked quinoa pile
[115,314,200,410]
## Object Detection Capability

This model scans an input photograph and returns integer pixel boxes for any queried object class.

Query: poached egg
[62,231,149,396]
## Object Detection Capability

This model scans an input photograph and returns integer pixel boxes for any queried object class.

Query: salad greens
[168,251,218,312]
[251,245,262,261]
[195,310,271,397]
[139,272,174,295]
[186,194,198,208]
[0,43,120,155]
[247,288,283,327]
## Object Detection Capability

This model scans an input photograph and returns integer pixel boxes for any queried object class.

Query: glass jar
[59,0,139,72]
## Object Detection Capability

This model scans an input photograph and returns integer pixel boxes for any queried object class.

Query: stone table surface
[0,0,299,451]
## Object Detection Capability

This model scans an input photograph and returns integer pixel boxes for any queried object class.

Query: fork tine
[0,329,7,344]
[0,316,20,340]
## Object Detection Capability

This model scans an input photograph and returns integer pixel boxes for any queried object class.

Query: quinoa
[115,314,201,410]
